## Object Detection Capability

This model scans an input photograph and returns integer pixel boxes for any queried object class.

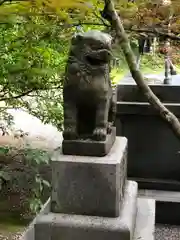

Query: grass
[140,65,180,75]
[0,223,25,233]
[0,219,26,239]
[0,213,27,238]
[111,67,128,84]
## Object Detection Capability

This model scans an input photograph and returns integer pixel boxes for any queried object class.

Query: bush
[0,135,52,221]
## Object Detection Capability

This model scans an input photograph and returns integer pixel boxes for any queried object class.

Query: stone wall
[116,77,180,191]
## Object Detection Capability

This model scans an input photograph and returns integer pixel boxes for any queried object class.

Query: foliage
[112,0,180,32]
[23,146,50,213]
[0,0,107,129]
[0,10,71,129]
[0,143,51,215]
[140,54,164,72]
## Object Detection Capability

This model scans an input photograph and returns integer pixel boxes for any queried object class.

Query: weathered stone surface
[133,199,155,240]
[62,30,117,156]
[51,137,127,217]
[117,75,180,193]
[21,189,158,240]
[35,181,137,240]
[138,189,180,225]
[62,127,116,157]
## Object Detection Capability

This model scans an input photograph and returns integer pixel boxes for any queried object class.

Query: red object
[159,46,169,54]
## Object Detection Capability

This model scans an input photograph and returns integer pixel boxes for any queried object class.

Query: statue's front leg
[106,86,117,134]
[93,99,109,141]
[111,88,117,125]
[63,99,77,140]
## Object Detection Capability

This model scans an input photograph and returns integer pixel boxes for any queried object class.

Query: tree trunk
[104,0,180,139]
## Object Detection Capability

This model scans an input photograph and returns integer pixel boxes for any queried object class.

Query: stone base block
[51,137,127,217]
[35,181,138,240]
[62,127,116,157]
[139,189,180,225]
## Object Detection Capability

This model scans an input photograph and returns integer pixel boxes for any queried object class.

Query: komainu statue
[62,30,117,156]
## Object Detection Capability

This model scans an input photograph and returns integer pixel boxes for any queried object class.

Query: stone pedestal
[35,137,139,240]
[62,127,116,157]
[51,137,127,217]
[35,181,137,240]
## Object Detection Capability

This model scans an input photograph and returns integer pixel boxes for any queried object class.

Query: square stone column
[51,137,127,217]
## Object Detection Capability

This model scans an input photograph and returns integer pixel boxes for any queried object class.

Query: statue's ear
[75,33,83,41]
[72,33,83,45]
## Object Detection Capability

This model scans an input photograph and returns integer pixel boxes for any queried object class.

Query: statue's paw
[63,126,77,140]
[93,127,106,141]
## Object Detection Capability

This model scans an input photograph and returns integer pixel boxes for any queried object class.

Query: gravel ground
[155,224,180,240]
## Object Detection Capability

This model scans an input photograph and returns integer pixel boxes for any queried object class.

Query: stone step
[35,181,138,240]
[138,189,180,225]
[139,189,180,202]
[21,181,138,240]
[21,190,156,240]
[133,198,155,240]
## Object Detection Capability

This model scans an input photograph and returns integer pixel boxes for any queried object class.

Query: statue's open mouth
[85,49,112,66]
[86,55,107,66]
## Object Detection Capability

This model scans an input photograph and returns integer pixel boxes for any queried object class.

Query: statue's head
[71,30,112,66]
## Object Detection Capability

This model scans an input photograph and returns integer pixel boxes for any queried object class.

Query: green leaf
[0,171,11,181]
[29,198,42,214]
[0,147,10,155]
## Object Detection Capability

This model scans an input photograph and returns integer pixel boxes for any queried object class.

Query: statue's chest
[67,62,108,93]
[78,76,107,94]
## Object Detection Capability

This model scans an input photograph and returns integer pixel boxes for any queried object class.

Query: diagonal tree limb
[129,28,180,41]
[0,89,35,102]
[102,0,180,139]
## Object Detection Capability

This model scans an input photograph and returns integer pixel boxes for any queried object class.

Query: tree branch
[0,89,34,102]
[129,28,180,41]
[102,0,180,140]
[61,22,180,41]
[0,0,8,6]
[92,11,110,27]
